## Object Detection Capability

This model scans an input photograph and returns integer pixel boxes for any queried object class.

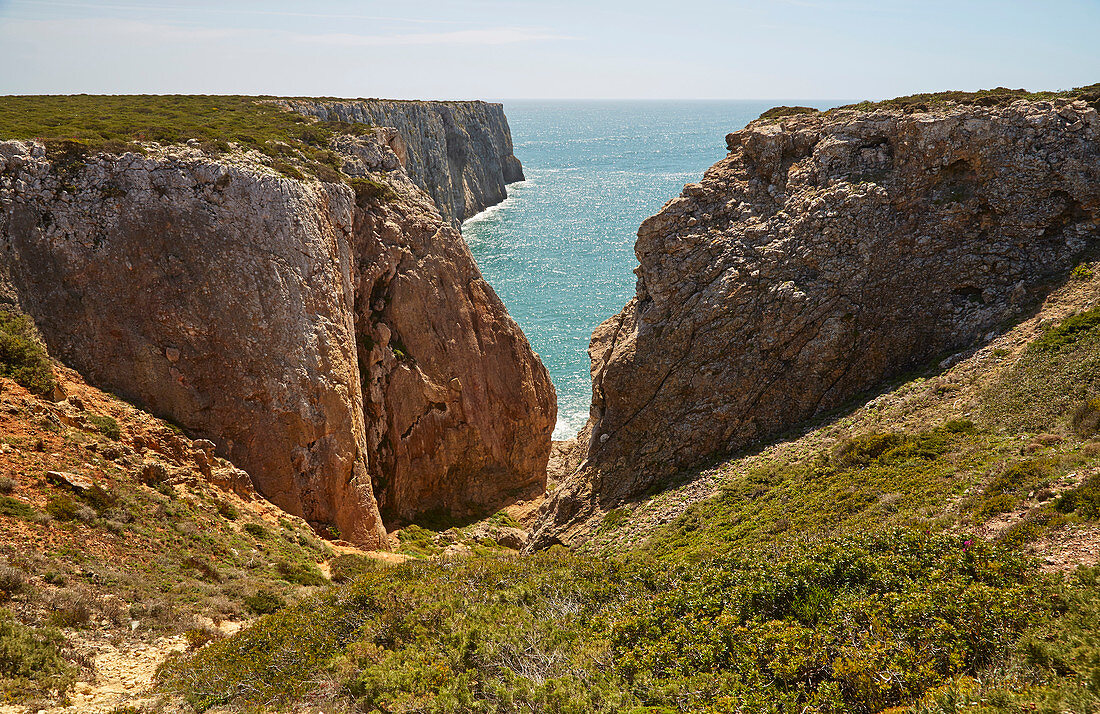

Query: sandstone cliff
[532,97,1100,547]
[277,99,524,226]
[0,132,555,548]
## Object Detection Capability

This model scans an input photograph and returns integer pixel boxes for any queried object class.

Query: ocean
[462,100,838,440]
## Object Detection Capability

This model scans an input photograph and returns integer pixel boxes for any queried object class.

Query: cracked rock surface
[0,132,554,549]
[531,98,1100,547]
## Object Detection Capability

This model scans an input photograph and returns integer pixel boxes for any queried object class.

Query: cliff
[276,99,524,226]
[0,130,555,549]
[532,96,1100,546]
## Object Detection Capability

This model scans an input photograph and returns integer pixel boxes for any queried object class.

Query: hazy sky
[0,0,1096,100]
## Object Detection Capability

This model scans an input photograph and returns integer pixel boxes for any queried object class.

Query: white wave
[461,181,528,229]
[552,406,590,441]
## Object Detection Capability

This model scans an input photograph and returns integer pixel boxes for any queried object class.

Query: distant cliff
[277,99,524,225]
[0,130,555,548]
[532,96,1100,547]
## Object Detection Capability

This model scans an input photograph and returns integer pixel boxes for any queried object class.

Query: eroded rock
[0,132,554,548]
[532,98,1100,547]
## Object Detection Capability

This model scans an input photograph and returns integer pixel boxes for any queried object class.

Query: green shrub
[215,501,238,520]
[0,610,75,701]
[82,483,117,514]
[0,496,35,521]
[161,532,1048,714]
[328,554,377,584]
[0,310,55,395]
[1033,306,1100,353]
[347,177,396,205]
[1056,472,1100,519]
[1071,264,1094,280]
[182,556,222,583]
[757,105,820,121]
[274,559,327,587]
[977,492,1018,518]
[243,522,267,539]
[243,589,285,615]
[86,414,120,440]
[45,496,80,522]
[984,460,1051,496]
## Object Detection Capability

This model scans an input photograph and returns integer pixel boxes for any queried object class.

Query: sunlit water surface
[463,100,837,439]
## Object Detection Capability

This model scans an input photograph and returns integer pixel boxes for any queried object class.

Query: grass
[643,421,1005,560]
[0,95,378,183]
[982,307,1100,434]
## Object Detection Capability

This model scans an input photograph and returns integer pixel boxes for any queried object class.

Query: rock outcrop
[276,99,524,226]
[532,97,1100,547]
[0,131,555,549]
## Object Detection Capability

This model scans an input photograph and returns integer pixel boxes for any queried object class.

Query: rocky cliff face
[532,97,1100,547]
[277,99,524,226]
[0,132,555,548]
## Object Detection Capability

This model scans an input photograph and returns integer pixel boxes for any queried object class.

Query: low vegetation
[0,310,55,396]
[149,283,1100,713]
[840,83,1100,113]
[0,94,380,183]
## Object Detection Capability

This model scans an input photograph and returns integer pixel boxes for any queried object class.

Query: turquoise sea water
[463,100,837,439]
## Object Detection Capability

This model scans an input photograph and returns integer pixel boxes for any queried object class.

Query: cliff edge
[0,126,554,549]
[532,96,1100,546]
[277,99,524,226]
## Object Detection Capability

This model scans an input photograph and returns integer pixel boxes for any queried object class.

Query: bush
[1056,472,1100,519]
[0,496,35,521]
[86,414,120,440]
[274,559,327,587]
[215,501,238,520]
[45,496,80,522]
[0,310,55,395]
[185,627,222,651]
[161,532,1047,714]
[243,522,267,539]
[182,557,222,583]
[1072,397,1100,436]
[243,589,285,615]
[47,589,92,627]
[1033,306,1100,353]
[328,554,377,584]
[0,565,25,600]
[0,610,75,701]
[347,177,396,206]
[757,105,820,121]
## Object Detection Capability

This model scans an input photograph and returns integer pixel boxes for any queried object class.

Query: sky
[0,0,1096,100]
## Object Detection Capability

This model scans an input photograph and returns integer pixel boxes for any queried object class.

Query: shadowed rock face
[531,98,1100,548]
[276,99,524,226]
[0,134,554,548]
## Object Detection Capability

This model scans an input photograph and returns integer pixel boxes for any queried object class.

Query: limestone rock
[275,99,524,225]
[532,99,1100,547]
[46,470,92,494]
[0,132,554,549]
